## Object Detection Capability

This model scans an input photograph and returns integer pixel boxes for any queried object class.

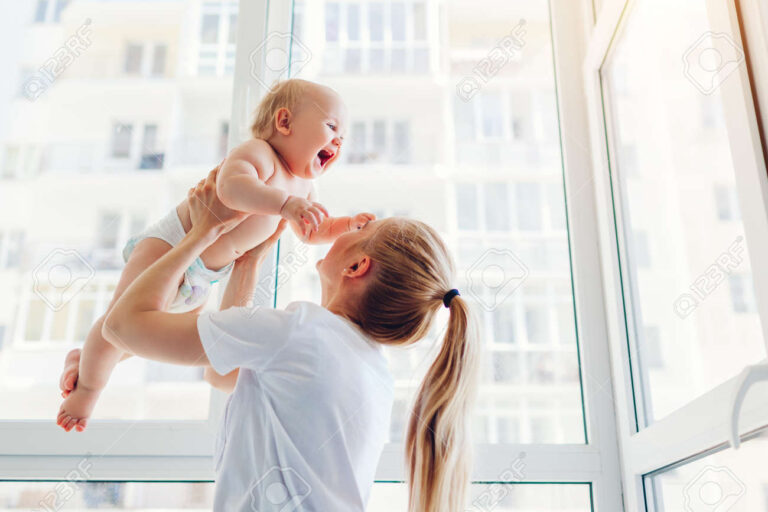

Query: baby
[57,79,373,431]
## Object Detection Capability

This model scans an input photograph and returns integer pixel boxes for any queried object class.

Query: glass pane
[285,1,585,443]
[0,482,213,510]
[369,483,592,511]
[200,14,219,44]
[646,428,768,511]
[601,0,766,425]
[0,481,591,510]
[0,0,238,420]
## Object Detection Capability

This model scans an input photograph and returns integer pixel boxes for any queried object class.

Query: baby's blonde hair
[350,218,480,512]
[251,79,310,139]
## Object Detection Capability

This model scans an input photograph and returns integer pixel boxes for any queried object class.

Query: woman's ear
[274,107,292,136]
[342,255,372,279]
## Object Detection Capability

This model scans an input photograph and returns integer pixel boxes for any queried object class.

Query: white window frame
[0,0,271,482]
[1,3,629,512]
[583,0,768,510]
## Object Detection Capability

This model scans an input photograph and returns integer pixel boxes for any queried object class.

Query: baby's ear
[275,107,292,135]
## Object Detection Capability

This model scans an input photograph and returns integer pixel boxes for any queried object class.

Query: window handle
[730,361,768,449]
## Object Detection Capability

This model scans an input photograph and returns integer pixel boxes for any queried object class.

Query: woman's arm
[102,168,248,366]
[204,220,287,392]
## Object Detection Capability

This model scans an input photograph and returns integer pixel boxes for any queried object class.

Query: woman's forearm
[220,257,262,310]
[104,226,217,351]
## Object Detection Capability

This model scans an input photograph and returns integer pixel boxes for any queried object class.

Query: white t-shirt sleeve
[197,304,299,375]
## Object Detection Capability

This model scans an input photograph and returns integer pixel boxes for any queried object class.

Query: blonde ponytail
[351,218,480,512]
[406,295,479,512]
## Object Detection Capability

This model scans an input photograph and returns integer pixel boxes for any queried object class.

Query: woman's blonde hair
[352,218,480,512]
[250,79,309,139]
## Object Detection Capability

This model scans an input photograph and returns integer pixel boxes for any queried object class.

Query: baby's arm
[217,139,330,232]
[291,186,376,244]
[216,139,287,215]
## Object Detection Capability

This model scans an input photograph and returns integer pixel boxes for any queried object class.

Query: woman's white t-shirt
[197,301,394,512]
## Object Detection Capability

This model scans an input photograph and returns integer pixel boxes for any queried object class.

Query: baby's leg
[57,238,176,432]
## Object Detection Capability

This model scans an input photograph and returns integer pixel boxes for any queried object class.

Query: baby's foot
[57,382,100,432]
[59,348,81,398]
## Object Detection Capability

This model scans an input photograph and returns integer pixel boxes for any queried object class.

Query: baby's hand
[280,196,329,236]
[349,212,376,231]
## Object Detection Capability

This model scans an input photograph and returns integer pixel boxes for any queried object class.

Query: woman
[100,167,479,512]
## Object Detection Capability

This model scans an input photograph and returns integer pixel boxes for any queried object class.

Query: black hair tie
[443,289,460,308]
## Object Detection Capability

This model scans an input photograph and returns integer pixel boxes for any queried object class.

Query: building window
[140,124,163,170]
[714,184,740,221]
[455,184,479,231]
[516,183,542,231]
[124,44,143,75]
[198,3,238,76]
[34,0,49,23]
[201,14,219,44]
[228,14,238,44]
[729,274,757,313]
[484,182,511,231]
[151,44,167,77]
[0,231,24,269]
[2,146,20,179]
[345,119,411,165]
[219,121,229,160]
[52,0,69,22]
[111,123,133,158]
[323,1,431,75]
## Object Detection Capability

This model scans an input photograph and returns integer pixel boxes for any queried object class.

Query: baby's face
[282,87,348,179]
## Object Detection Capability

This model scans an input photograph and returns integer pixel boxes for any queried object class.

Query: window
[200,14,219,44]
[34,0,49,23]
[730,274,757,313]
[587,0,768,509]
[197,3,238,76]
[33,0,69,23]
[714,184,741,221]
[111,123,132,158]
[600,0,765,426]
[0,0,236,441]
[124,44,143,75]
[218,121,229,161]
[345,119,412,164]
[0,231,24,269]
[286,5,589,499]
[52,0,69,22]
[323,1,431,74]
[646,429,768,512]
[151,44,167,77]
[139,124,163,170]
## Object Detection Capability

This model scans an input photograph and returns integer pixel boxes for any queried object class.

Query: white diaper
[122,208,234,313]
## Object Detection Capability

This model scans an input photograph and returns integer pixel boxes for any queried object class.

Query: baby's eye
[327,123,337,131]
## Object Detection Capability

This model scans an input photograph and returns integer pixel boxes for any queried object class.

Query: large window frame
[1,1,630,511]
[584,0,768,510]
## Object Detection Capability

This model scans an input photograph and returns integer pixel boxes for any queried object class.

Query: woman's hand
[349,212,376,231]
[188,165,249,239]
[236,219,288,268]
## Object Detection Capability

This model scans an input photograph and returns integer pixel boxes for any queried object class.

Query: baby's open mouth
[317,149,334,167]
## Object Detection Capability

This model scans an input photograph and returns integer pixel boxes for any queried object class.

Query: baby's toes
[74,419,87,432]
[64,417,77,432]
